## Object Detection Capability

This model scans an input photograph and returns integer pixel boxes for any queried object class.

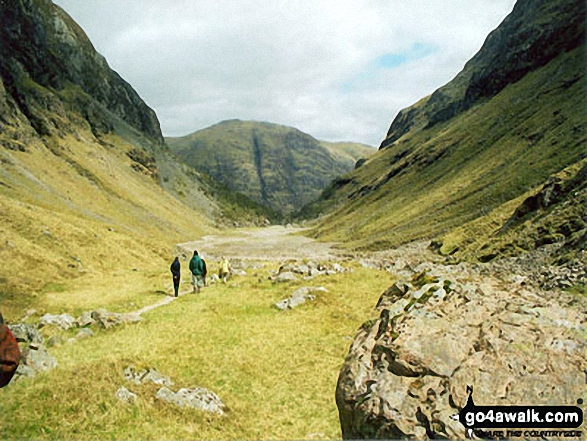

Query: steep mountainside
[167,120,374,215]
[0,0,221,311]
[307,0,586,262]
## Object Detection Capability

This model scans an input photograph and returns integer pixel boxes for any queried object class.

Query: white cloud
[54,0,516,146]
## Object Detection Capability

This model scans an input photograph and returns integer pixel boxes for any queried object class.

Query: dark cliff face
[381,0,586,148]
[0,0,162,143]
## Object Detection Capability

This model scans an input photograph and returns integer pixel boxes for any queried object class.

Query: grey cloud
[54,0,516,145]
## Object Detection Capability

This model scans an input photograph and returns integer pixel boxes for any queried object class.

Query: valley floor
[1,227,584,440]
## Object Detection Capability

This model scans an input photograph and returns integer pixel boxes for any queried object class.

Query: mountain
[0,0,224,309]
[305,0,586,262]
[167,120,374,216]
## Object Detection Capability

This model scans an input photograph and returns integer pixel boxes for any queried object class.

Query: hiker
[170,256,181,297]
[219,256,231,283]
[201,257,208,287]
[189,250,205,293]
[0,312,21,388]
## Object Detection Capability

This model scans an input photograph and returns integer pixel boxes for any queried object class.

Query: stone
[332,263,346,273]
[15,344,57,380]
[8,323,44,344]
[75,311,95,327]
[156,386,224,414]
[115,387,138,404]
[39,313,76,330]
[75,328,94,340]
[274,271,298,283]
[123,366,173,387]
[275,286,327,310]
[91,309,142,329]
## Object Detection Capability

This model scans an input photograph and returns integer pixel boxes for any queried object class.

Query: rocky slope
[336,245,586,439]
[306,0,586,262]
[0,0,220,310]
[167,120,374,215]
[380,0,585,148]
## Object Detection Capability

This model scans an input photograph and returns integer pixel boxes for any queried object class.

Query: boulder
[156,386,225,414]
[14,344,57,381]
[336,274,587,439]
[39,313,75,330]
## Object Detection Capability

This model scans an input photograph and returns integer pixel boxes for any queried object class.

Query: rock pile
[117,365,225,415]
[336,270,587,439]
[8,323,57,381]
[7,306,144,383]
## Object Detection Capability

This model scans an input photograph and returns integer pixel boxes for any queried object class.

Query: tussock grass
[307,47,586,257]
[1,265,391,440]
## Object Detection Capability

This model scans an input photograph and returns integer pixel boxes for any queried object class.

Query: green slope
[307,0,585,259]
[167,120,374,216]
[0,0,221,314]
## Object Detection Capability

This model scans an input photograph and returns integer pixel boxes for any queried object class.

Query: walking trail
[134,226,338,316]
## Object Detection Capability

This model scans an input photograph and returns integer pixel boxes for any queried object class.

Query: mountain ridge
[305,0,586,262]
[167,119,374,216]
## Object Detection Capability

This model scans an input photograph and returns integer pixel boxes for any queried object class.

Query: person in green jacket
[189,250,205,293]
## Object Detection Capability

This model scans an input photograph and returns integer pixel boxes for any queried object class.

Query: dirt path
[177,226,340,261]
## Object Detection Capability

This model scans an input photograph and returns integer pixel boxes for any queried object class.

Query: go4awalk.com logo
[455,386,584,439]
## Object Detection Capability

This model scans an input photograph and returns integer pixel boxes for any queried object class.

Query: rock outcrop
[336,270,586,439]
[0,0,162,142]
[381,0,585,148]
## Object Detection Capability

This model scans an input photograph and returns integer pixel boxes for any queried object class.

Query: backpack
[201,259,207,277]
[0,323,21,388]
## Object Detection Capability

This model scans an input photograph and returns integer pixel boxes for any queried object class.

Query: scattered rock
[91,309,142,329]
[275,286,328,310]
[75,311,95,327]
[123,366,173,387]
[156,386,225,414]
[115,387,138,404]
[8,323,43,344]
[39,313,75,330]
[14,344,57,381]
[273,271,298,283]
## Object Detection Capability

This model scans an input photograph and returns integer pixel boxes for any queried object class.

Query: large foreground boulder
[335,272,586,439]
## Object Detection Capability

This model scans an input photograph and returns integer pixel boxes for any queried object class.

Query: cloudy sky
[54,0,516,146]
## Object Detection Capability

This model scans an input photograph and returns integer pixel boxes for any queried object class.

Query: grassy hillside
[0,262,392,440]
[167,120,374,216]
[319,141,374,170]
[0,0,220,317]
[0,126,215,318]
[307,44,586,257]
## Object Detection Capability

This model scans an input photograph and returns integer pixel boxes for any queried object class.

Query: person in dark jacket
[189,250,205,293]
[0,312,21,388]
[170,256,181,297]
